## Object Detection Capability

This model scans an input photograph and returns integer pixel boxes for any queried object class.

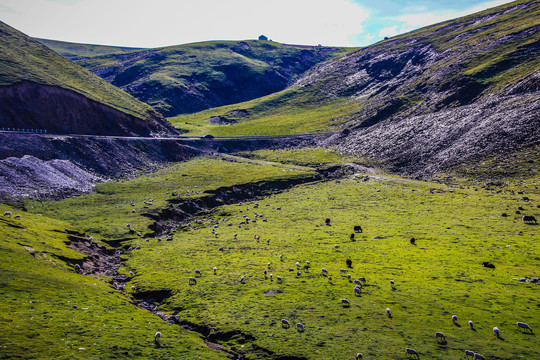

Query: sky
[0,0,515,48]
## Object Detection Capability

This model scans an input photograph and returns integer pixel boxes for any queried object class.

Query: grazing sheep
[276,276,282,283]
[340,298,350,307]
[359,276,366,282]
[468,320,474,329]
[353,279,362,286]
[516,322,533,333]
[288,268,295,272]
[306,260,310,267]
[129,271,134,276]
[194,269,202,276]
[522,215,537,224]
[297,271,302,277]
[219,247,224,251]
[386,308,392,318]
[347,274,352,280]
[296,262,300,268]
[435,332,445,342]
[213,267,217,275]
[74,264,81,272]
[390,280,395,288]
[267,263,271,269]
[354,225,362,233]
[325,218,331,225]
[452,315,458,323]
[3,211,11,217]
[296,323,304,332]
[280,255,283,261]
[240,276,246,284]
[334,245,340,250]
[339,269,347,274]
[346,259,352,268]
[188,277,197,285]
[269,274,273,281]
[350,233,355,241]
[474,353,485,360]
[328,276,333,282]
[405,348,419,358]
[131,286,136,291]
[410,237,416,245]
[493,326,500,338]
[281,319,290,328]
[464,350,475,358]
[266,239,270,244]
[14,214,21,220]
[355,353,363,359]
[154,332,161,343]
[322,268,328,274]
[354,286,362,296]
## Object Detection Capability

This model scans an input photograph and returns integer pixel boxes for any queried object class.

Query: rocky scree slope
[0,21,176,136]
[298,0,540,176]
[71,40,347,116]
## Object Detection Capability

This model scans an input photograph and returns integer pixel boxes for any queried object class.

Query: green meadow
[2,149,537,359]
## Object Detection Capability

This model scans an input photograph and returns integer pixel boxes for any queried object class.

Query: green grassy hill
[71,40,350,116]
[0,21,175,136]
[169,0,539,137]
[34,38,142,60]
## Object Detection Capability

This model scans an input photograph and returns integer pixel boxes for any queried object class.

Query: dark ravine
[145,164,355,236]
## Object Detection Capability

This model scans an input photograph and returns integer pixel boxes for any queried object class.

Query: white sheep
[213,267,217,275]
[3,211,11,217]
[194,269,202,276]
[474,353,485,360]
[468,320,474,329]
[129,271,134,276]
[328,276,333,282]
[334,245,340,250]
[321,268,328,274]
[353,279,362,286]
[405,348,419,358]
[354,286,362,296]
[188,277,197,285]
[280,255,283,261]
[493,326,500,337]
[359,276,366,282]
[452,314,458,323]
[347,274,352,280]
[267,263,271,269]
[516,322,533,332]
[281,319,290,328]
[435,332,445,342]
[296,262,300,268]
[464,350,475,358]
[270,274,273,281]
[296,323,304,332]
[154,331,161,342]
[14,214,21,220]
[339,268,347,274]
[386,308,392,318]
[355,353,363,359]
[340,298,350,307]
[297,271,302,277]
[240,276,246,283]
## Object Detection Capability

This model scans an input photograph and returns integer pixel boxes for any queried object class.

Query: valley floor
[1,149,539,359]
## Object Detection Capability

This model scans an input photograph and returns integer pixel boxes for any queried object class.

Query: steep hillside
[34,38,142,60]
[0,21,176,136]
[72,40,349,116]
[171,0,540,177]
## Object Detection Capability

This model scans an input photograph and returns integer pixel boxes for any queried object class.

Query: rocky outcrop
[0,81,177,136]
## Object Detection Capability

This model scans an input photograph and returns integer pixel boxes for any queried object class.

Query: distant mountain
[58,40,350,117]
[0,21,176,136]
[34,38,142,60]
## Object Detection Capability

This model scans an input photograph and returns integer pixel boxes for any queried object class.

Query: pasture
[3,149,539,359]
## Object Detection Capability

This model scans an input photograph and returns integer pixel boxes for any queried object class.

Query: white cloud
[378,25,400,38]
[0,0,370,47]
